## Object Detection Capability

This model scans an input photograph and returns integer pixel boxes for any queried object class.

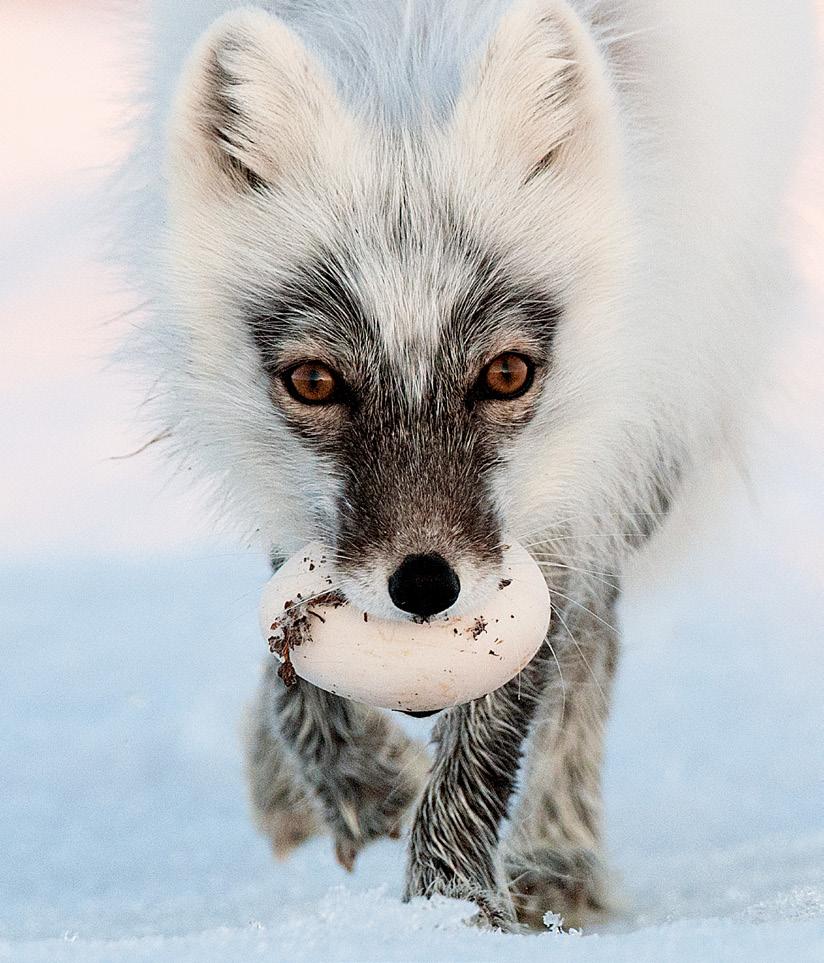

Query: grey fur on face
[250,197,561,616]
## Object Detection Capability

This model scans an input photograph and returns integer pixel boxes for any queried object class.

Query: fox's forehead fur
[247,149,562,392]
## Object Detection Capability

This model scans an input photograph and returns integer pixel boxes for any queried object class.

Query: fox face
[164,2,631,618]
[252,225,562,618]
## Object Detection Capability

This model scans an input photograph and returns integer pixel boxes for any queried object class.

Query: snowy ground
[2,2,824,961]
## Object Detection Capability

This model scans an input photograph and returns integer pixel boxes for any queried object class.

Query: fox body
[124,0,814,928]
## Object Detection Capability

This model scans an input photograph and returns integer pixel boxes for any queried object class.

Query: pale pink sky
[0,1,822,564]
[1,0,220,557]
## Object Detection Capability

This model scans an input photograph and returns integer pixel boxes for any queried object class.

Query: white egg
[259,540,551,713]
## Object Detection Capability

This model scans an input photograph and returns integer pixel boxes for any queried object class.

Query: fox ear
[169,9,348,193]
[451,0,614,183]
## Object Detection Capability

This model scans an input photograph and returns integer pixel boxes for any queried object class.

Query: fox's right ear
[168,8,350,195]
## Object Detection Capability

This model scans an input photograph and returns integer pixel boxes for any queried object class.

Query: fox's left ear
[168,8,352,196]
[450,0,617,185]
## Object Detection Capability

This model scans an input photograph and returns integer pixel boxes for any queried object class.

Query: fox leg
[246,661,429,869]
[244,664,326,859]
[403,653,551,931]
[504,593,619,929]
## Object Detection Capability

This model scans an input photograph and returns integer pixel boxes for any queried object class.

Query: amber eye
[284,361,340,404]
[480,352,534,400]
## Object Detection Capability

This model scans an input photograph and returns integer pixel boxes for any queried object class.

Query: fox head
[163,0,635,619]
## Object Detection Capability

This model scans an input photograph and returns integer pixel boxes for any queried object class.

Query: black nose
[388,552,461,618]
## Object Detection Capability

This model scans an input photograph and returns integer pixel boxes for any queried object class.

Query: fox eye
[478,352,534,400]
[283,361,340,404]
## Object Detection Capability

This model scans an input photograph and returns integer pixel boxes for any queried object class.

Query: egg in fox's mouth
[260,540,551,713]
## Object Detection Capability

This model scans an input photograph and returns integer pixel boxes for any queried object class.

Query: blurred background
[1,1,823,958]
[1,0,223,559]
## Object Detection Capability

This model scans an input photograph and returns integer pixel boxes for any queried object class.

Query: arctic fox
[123,0,815,930]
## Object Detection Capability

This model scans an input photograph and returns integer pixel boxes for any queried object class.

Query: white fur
[118,0,815,581]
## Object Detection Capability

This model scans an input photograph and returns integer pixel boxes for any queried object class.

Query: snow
[4,476,824,962]
[2,2,824,961]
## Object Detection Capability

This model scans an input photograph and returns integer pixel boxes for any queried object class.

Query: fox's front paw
[258,798,324,861]
[328,731,430,871]
[404,851,518,932]
[244,683,325,860]
[506,846,611,930]
[329,793,404,872]
[466,890,522,932]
